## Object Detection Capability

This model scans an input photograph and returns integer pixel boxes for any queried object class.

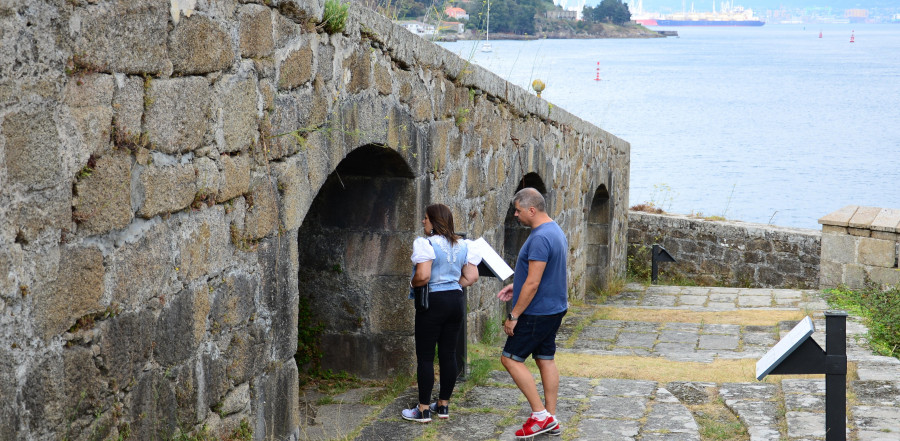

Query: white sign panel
[756,316,815,381]
[469,237,514,281]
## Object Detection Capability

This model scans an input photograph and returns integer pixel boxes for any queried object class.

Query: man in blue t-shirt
[497,187,568,438]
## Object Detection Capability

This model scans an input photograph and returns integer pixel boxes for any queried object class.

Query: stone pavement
[299,284,900,440]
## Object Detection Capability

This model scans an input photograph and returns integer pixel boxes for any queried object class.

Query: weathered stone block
[271,156,312,231]
[154,287,204,367]
[217,154,252,203]
[848,227,872,237]
[871,231,899,241]
[112,74,145,137]
[211,273,257,330]
[225,324,270,385]
[343,48,372,94]
[64,74,115,107]
[374,59,392,95]
[319,333,415,378]
[23,357,63,431]
[11,184,72,244]
[137,163,197,218]
[109,220,176,309]
[145,77,210,154]
[203,352,231,415]
[858,237,896,268]
[33,246,104,339]
[279,44,314,89]
[98,310,155,392]
[821,232,856,265]
[63,346,106,421]
[194,156,220,199]
[238,174,280,240]
[74,151,133,236]
[821,225,847,234]
[849,206,883,229]
[70,104,114,156]
[316,41,335,82]
[842,264,866,289]
[169,15,235,75]
[252,361,300,441]
[174,207,230,284]
[3,106,62,189]
[239,4,275,58]
[128,370,178,439]
[0,348,18,437]
[867,267,900,288]
[217,74,259,153]
[73,1,170,74]
[259,234,299,361]
[275,0,324,24]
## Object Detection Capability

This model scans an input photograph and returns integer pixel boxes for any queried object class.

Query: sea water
[439,25,900,230]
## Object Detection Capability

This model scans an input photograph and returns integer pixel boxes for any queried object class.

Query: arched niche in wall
[296,144,418,379]
[502,173,549,288]
[586,184,611,292]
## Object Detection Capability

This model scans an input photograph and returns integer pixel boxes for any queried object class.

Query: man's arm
[503,260,546,336]
[510,260,546,317]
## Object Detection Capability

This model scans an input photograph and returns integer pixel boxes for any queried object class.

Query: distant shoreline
[432,24,666,42]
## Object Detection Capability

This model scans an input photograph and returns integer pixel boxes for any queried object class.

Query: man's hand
[497,284,513,302]
[503,317,517,336]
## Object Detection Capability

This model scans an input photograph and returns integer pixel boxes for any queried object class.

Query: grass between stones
[593,306,808,326]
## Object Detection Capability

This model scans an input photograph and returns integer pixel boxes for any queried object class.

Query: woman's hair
[426,204,459,244]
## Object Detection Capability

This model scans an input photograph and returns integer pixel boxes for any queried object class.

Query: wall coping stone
[819,205,900,233]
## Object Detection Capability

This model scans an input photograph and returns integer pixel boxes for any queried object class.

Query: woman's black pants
[414,289,464,405]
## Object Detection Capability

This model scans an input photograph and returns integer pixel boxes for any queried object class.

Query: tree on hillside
[466,0,554,34]
[583,0,631,24]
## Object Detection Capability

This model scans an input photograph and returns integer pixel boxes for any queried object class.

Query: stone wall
[0,0,629,439]
[628,211,821,288]
[818,205,900,289]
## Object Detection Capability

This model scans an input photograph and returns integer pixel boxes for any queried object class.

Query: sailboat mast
[486,0,490,42]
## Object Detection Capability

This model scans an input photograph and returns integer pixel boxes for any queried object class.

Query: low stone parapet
[628,211,821,288]
[818,205,900,289]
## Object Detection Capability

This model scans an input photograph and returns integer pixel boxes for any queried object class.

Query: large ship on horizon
[633,1,765,27]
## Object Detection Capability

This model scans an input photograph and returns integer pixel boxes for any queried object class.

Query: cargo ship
[634,2,765,27]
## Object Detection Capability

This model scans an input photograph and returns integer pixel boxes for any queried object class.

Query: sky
[582,0,900,11]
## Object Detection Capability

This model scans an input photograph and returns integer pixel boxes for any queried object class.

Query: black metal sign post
[756,311,848,441]
[651,244,675,284]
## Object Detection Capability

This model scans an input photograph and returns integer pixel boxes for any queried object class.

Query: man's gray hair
[513,187,545,212]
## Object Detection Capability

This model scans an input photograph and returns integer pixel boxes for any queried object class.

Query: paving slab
[786,411,826,438]
[578,418,641,439]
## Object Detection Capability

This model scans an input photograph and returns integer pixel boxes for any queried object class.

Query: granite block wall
[628,211,821,288]
[0,0,629,439]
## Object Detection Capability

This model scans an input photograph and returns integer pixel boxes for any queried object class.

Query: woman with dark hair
[401,204,480,423]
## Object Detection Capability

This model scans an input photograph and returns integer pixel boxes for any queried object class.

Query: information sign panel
[469,237,514,281]
[756,316,816,380]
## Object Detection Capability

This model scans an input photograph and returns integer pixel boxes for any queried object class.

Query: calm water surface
[439,25,900,230]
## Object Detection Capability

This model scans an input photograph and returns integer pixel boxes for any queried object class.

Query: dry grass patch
[555,353,859,384]
[691,400,749,441]
[596,307,807,326]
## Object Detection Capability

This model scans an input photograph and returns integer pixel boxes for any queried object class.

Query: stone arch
[502,172,549,276]
[586,184,612,292]
[296,144,420,379]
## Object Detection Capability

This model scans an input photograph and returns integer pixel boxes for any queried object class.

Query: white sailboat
[480,0,492,52]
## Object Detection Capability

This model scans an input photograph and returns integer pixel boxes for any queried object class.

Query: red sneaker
[515,415,558,438]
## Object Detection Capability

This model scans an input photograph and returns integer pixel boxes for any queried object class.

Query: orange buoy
[594,62,601,81]
[850,30,855,43]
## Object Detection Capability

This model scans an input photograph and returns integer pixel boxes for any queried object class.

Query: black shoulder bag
[410,239,435,312]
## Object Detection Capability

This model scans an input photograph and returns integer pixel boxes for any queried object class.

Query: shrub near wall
[628,211,821,288]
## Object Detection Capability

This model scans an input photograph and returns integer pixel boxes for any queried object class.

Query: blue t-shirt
[512,221,568,316]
